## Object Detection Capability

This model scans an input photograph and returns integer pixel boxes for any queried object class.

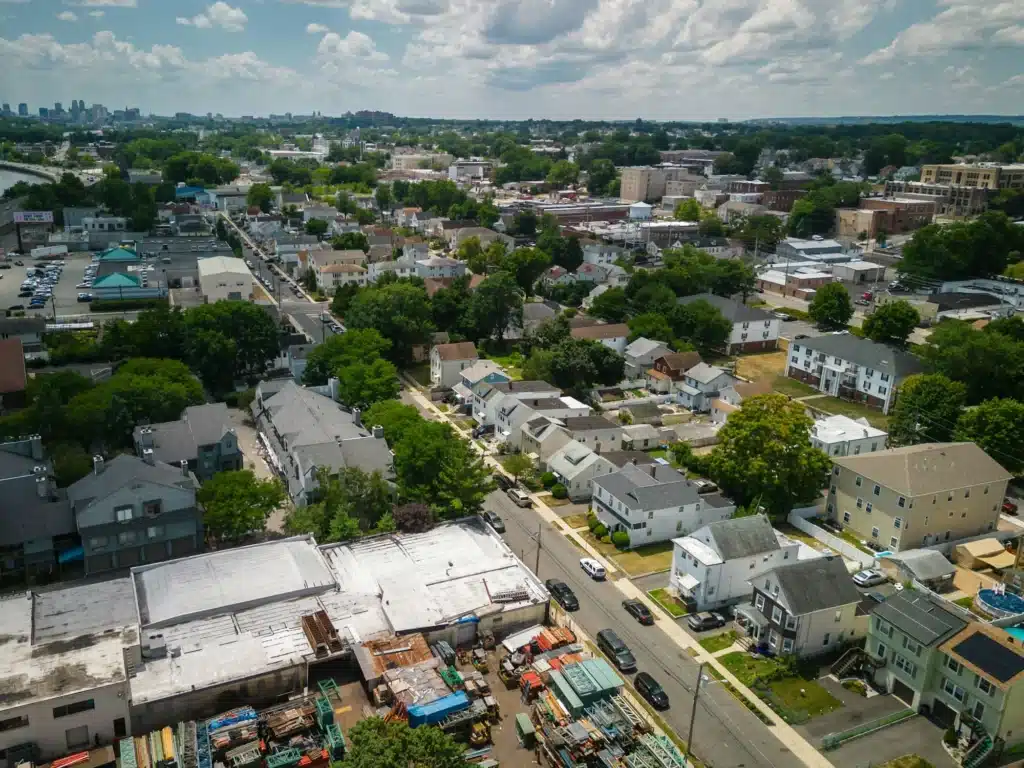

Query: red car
[1003,500,1019,516]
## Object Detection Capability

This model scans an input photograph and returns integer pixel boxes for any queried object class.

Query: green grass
[877,757,935,768]
[563,513,590,530]
[699,630,739,654]
[805,395,890,430]
[406,362,431,387]
[648,588,688,618]
[809,517,876,554]
[772,374,820,398]
[954,596,975,609]
[483,352,524,380]
[719,652,781,686]
[767,677,843,719]
[579,531,675,577]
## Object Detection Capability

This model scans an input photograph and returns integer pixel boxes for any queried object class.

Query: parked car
[8,304,24,311]
[493,473,513,491]
[472,423,495,438]
[866,591,887,603]
[77,293,93,302]
[507,488,532,508]
[862,291,873,300]
[687,612,727,632]
[692,479,718,495]
[545,579,579,612]
[622,599,655,626]
[852,568,887,587]
[13,260,23,266]
[854,299,870,306]
[596,629,636,673]
[580,558,606,580]
[634,672,669,709]
[482,509,505,533]
[1003,499,1019,516]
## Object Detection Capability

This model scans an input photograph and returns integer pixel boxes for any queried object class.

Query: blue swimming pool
[977,589,1024,618]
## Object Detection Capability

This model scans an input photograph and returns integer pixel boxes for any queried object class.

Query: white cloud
[317,30,388,61]
[89,10,105,17]
[57,11,78,21]
[177,2,247,31]
[72,0,137,6]
[306,22,329,33]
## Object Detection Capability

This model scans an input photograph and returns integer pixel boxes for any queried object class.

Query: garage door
[892,679,915,706]
[932,699,958,727]
[65,725,89,750]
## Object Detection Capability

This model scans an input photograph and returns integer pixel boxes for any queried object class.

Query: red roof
[0,338,27,394]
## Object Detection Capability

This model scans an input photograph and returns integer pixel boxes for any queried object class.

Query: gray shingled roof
[705,515,779,560]
[769,556,862,615]
[0,446,74,547]
[686,363,730,385]
[67,454,197,510]
[136,403,233,464]
[794,334,923,380]
[564,415,620,433]
[872,590,968,646]
[884,549,956,582]
[624,337,670,358]
[594,463,699,511]
[677,293,774,324]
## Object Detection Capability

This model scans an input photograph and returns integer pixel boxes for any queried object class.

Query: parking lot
[1,252,96,317]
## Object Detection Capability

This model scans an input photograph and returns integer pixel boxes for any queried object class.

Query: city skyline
[0,0,1021,121]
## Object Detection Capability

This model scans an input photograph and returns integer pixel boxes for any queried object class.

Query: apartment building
[882,180,989,217]
[619,166,704,203]
[809,414,887,458]
[828,442,1012,551]
[921,163,1024,191]
[677,294,780,354]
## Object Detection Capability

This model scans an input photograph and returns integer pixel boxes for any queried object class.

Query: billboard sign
[14,211,54,224]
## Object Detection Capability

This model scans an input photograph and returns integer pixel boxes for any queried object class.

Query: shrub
[586,511,598,530]
[943,728,957,746]
[593,522,608,538]
[611,530,630,549]
[540,472,556,488]
[89,298,169,312]
[551,483,568,499]
[600,534,611,544]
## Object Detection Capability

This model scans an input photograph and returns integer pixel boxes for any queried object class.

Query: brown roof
[659,351,702,372]
[433,341,478,361]
[939,623,1024,690]
[571,323,630,341]
[321,263,366,274]
[361,633,433,678]
[733,379,774,398]
[834,442,1012,497]
[0,338,26,394]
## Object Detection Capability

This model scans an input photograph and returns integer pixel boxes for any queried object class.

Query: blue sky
[0,0,1022,120]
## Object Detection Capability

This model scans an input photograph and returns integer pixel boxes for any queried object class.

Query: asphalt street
[484,489,794,768]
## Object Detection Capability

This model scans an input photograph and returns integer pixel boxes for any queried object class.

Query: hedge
[89,298,169,312]
[540,472,556,488]
[551,483,568,499]
[593,523,608,538]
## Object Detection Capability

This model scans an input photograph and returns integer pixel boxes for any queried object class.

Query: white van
[507,488,532,508]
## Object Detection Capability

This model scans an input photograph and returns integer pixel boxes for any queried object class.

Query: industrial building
[0,521,549,765]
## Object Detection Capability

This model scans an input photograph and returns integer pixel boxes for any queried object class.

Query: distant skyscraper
[53,102,63,114]
[18,103,27,116]
[39,107,49,118]
[1,104,9,115]
[77,99,85,113]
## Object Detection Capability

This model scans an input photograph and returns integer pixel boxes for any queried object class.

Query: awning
[734,603,769,628]
[678,573,700,592]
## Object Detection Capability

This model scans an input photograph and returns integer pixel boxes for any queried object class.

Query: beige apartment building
[620,166,705,202]
[921,164,1024,191]
[828,442,1012,551]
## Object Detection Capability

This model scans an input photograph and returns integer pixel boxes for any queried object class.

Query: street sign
[14,211,54,224]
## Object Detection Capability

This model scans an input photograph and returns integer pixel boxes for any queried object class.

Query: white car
[852,569,887,588]
[580,558,606,581]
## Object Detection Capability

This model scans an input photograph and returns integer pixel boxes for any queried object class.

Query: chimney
[30,434,44,461]
[180,460,189,477]
[139,427,154,448]
[36,474,49,500]
[353,408,362,427]
[142,448,155,465]
[372,424,384,439]
[93,455,105,475]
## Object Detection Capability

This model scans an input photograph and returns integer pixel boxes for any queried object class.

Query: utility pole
[534,522,542,575]
[685,662,706,763]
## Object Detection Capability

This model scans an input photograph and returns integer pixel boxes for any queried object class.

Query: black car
[493,473,513,491]
[8,305,24,312]
[622,598,654,625]
[482,509,505,533]
[635,672,669,710]
[545,579,579,611]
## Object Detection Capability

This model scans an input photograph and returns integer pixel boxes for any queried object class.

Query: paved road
[485,489,793,768]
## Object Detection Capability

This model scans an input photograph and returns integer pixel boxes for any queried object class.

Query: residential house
[396,207,422,228]
[877,549,956,592]
[828,442,1012,551]
[496,395,589,445]
[541,266,575,286]
[583,242,628,266]
[583,283,611,310]
[416,256,467,280]
[563,415,624,454]
[570,323,631,354]
[619,402,664,426]
[786,334,924,414]
[592,463,735,548]
[601,451,658,471]
[253,381,394,505]
[315,263,368,293]
[508,301,559,340]
[710,380,773,424]
[423,274,484,298]
[451,360,509,408]
[367,244,393,264]
[677,293,780,354]
[0,316,45,354]
[472,380,561,426]
[274,234,320,272]
[670,515,802,611]
[574,263,611,284]
[623,337,672,379]
[368,255,416,282]
[520,417,572,461]
[68,454,202,575]
[402,241,429,261]
[734,556,865,657]
[646,351,703,394]
[809,414,888,458]
[0,338,28,410]
[448,226,513,250]
[548,443,617,501]
[776,237,846,262]
[677,363,735,413]
[430,341,479,389]
[621,423,665,451]
[133,403,242,483]
[197,255,254,303]
[0,436,75,581]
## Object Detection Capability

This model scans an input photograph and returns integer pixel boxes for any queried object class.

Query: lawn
[719,651,781,686]
[648,588,688,618]
[877,757,935,768]
[771,374,820,399]
[483,352,524,380]
[766,677,843,720]
[953,596,974,609]
[809,517,875,554]
[406,363,431,387]
[806,395,890,430]
[579,532,676,577]
[563,513,590,530]
[734,350,788,381]
[539,493,571,507]
[773,522,831,553]
[699,630,738,654]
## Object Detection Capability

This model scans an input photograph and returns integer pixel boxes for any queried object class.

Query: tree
[529,314,571,349]
[502,453,532,483]
[343,718,466,768]
[198,470,286,542]
[247,183,273,213]
[429,440,494,519]
[546,160,580,188]
[346,282,435,367]
[184,301,280,380]
[698,215,725,237]
[710,260,757,301]
[303,329,392,386]
[954,398,1024,475]
[468,271,523,342]
[374,183,392,212]
[335,358,400,408]
[674,198,702,222]
[188,329,237,395]
[704,394,831,514]
[285,467,392,541]
[669,300,731,354]
[511,210,538,237]
[888,374,967,445]
[863,301,920,347]
[628,313,674,344]
[457,236,484,272]
[392,502,433,533]
[506,247,551,295]
[900,212,1024,281]
[587,158,616,196]
[547,338,625,395]
[808,283,853,329]
[589,286,630,322]
[305,218,329,237]
[763,166,784,190]
[921,320,1024,404]
[363,401,423,446]
[331,232,370,252]
[50,441,93,488]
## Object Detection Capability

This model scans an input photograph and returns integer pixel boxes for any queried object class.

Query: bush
[593,523,608,537]
[540,472,556,488]
[551,483,568,499]
[89,297,169,312]
[943,728,957,746]
[586,511,598,528]
[224,388,256,410]
[611,530,630,549]
[600,534,611,544]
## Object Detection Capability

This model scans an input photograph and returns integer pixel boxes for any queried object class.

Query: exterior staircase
[962,734,994,768]
[831,648,864,678]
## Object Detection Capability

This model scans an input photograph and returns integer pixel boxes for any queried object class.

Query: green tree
[546,338,625,395]
[628,313,673,344]
[586,158,616,196]
[521,348,554,382]
[763,166,784,190]
[247,183,273,213]
[546,160,580,188]
[862,301,920,347]
[285,467,392,541]
[188,329,237,395]
[954,398,1024,474]
[511,210,538,237]
[363,401,423,446]
[198,470,286,542]
[50,441,94,488]
[502,453,533,483]
[184,301,280,380]
[900,212,1024,281]
[430,440,495,519]
[888,374,967,445]
[468,271,523,342]
[674,198,702,222]
[302,329,392,386]
[346,282,435,367]
[305,218,329,237]
[331,232,370,252]
[374,183,392,212]
[589,286,630,322]
[335,358,400,409]
[506,247,551,295]
[704,394,831,514]
[392,502,433,534]
[698,214,725,237]
[343,717,466,768]
[670,300,732,354]
[921,320,1024,404]
[457,236,484,272]
[808,282,853,329]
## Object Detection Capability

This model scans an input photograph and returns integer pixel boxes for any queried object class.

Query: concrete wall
[787,508,875,569]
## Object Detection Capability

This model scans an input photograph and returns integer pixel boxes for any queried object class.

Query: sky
[0,0,1022,121]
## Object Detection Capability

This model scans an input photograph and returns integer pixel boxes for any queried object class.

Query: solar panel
[953,633,1024,683]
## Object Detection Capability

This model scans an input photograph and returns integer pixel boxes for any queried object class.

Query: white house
[623,337,672,380]
[430,341,479,389]
[520,417,572,460]
[583,242,628,266]
[676,363,735,413]
[196,255,254,302]
[563,416,625,453]
[547,442,616,502]
[677,293,780,354]
[368,256,417,282]
[710,380,774,424]
[570,323,631,355]
[315,263,368,293]
[670,515,803,611]
[734,556,867,658]
[274,234,320,270]
[592,463,735,548]
[495,396,589,444]
[416,256,466,280]
[472,380,561,426]
[810,415,888,458]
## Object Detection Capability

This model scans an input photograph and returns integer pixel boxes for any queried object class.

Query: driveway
[228,407,291,533]
[826,713,955,768]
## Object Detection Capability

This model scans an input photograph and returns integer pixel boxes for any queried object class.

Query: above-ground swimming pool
[977,589,1024,618]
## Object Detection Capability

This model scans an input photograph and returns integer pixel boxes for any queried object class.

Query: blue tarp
[58,546,83,564]
[407,691,470,727]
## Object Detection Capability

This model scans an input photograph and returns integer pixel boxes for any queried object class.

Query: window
[946,657,963,674]
[977,676,993,695]
[876,642,887,659]
[782,638,794,653]
[903,636,921,656]
[948,492,953,501]
[785,615,797,630]
[89,536,108,550]
[773,584,779,598]
[834,609,842,622]
[942,678,965,702]
[0,715,29,732]
[755,594,765,610]
[676,520,683,532]
[114,718,127,738]
[843,511,851,523]
[764,579,770,590]
[791,356,799,365]
[857,497,864,509]
[771,606,783,623]
[871,526,879,538]
[855,476,863,487]
[66,726,90,751]
[854,446,861,455]
[965,489,970,499]
[118,531,136,546]
[115,505,133,523]
[973,701,986,720]
[823,632,831,646]
[894,654,917,678]
[890,537,898,548]
[866,502,873,514]
[143,500,162,517]
[898,497,906,508]
[53,699,95,719]
[146,526,164,540]
[984,486,990,495]
[873,484,881,496]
